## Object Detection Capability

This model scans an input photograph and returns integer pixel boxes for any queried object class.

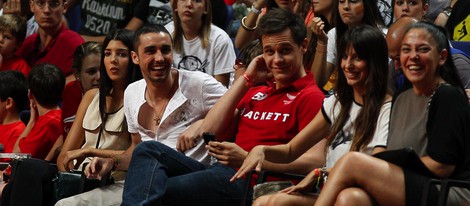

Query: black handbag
[52,170,82,201]
[52,168,114,202]
[373,147,437,178]
[52,127,114,202]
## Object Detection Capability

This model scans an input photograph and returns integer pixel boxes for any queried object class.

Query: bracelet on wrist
[317,41,327,47]
[313,168,321,177]
[442,6,452,17]
[242,72,254,87]
[241,16,257,31]
[110,156,120,171]
[251,3,263,15]
[316,45,327,53]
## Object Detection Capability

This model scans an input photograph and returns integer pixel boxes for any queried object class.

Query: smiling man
[119,8,325,206]
[82,25,227,205]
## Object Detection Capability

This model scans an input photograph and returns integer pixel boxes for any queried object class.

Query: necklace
[154,100,170,125]
[151,75,178,126]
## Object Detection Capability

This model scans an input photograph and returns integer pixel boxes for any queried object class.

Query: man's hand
[176,121,202,152]
[244,55,273,84]
[84,157,114,180]
[206,141,248,168]
[28,100,38,123]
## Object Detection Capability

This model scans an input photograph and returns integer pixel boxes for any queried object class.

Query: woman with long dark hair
[0,29,140,206]
[316,0,385,89]
[55,28,140,205]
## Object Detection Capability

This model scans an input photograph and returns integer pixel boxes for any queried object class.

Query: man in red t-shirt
[16,0,84,84]
[13,64,65,160]
[0,71,28,153]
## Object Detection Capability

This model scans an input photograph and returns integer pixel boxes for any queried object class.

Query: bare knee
[336,152,368,167]
[252,194,269,206]
[252,193,289,206]
[333,152,376,176]
[335,187,375,206]
[254,193,315,206]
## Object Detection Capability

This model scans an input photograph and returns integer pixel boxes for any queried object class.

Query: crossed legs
[314,152,406,206]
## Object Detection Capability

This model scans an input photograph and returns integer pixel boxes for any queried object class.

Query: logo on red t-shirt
[251,92,267,101]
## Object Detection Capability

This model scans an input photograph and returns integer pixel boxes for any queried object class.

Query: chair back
[451,41,470,57]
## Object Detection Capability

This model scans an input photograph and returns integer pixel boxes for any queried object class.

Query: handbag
[52,168,114,202]
[52,170,82,201]
[52,127,114,202]
[373,147,436,178]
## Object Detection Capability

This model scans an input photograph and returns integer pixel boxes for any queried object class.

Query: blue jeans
[122,141,247,206]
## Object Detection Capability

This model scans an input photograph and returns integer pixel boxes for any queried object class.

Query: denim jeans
[122,141,247,206]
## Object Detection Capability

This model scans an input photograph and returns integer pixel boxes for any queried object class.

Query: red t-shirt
[235,73,325,152]
[16,25,84,76]
[19,109,62,159]
[0,121,25,153]
[61,80,83,138]
[0,56,31,78]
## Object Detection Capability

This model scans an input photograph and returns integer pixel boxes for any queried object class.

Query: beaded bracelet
[241,16,257,31]
[313,167,328,192]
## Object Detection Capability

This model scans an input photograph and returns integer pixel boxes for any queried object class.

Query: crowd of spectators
[0,0,469,205]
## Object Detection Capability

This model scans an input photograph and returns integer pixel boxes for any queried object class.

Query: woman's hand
[230,145,266,182]
[62,149,88,171]
[206,141,248,168]
[84,157,113,180]
[281,168,322,194]
[252,0,267,10]
[309,17,328,43]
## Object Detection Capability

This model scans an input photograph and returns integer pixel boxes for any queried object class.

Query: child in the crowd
[12,63,64,160]
[0,14,29,77]
[165,0,235,87]
[62,41,101,138]
[0,70,28,153]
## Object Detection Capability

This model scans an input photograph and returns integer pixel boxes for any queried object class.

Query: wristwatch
[442,6,452,17]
